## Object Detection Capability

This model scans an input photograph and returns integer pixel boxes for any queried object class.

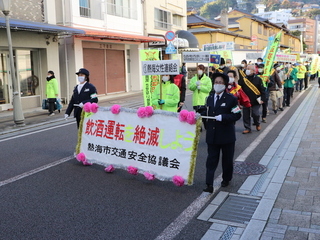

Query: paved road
[0,88,310,239]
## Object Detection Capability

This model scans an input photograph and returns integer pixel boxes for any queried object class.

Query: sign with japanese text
[141,59,180,76]
[140,50,160,107]
[182,52,211,63]
[310,54,319,75]
[202,42,234,51]
[275,54,297,63]
[148,34,167,47]
[261,31,282,85]
[77,108,200,185]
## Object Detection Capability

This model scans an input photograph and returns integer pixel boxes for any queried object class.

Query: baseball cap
[76,68,90,76]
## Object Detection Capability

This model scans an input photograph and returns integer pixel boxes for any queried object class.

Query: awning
[175,30,199,48]
[0,17,85,34]
[75,29,166,43]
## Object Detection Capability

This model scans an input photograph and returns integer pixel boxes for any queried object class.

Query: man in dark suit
[65,68,98,128]
[201,73,242,193]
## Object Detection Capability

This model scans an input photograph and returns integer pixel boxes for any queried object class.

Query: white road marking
[0,122,75,142]
[235,91,303,162]
[0,156,73,187]
[154,90,307,239]
[0,89,308,239]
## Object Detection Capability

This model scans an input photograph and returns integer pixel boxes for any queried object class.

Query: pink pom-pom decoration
[76,152,86,162]
[111,104,121,114]
[90,102,99,113]
[83,102,92,113]
[104,165,115,173]
[127,166,138,175]
[82,160,92,166]
[179,109,189,122]
[172,175,185,187]
[144,172,155,181]
[145,106,154,117]
[187,111,196,125]
[137,107,146,118]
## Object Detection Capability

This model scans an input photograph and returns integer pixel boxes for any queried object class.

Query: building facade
[0,0,83,111]
[288,18,316,54]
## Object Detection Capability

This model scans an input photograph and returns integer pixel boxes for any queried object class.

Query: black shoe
[287,104,290,107]
[273,109,277,114]
[221,181,229,187]
[279,108,284,111]
[203,185,213,193]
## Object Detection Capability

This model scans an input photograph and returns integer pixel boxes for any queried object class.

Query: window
[107,0,137,19]
[80,0,91,18]
[258,24,262,34]
[154,8,171,30]
[173,14,182,27]
[263,27,267,36]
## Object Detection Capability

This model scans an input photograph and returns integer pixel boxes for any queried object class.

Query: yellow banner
[310,55,319,75]
[140,50,160,106]
[261,31,282,84]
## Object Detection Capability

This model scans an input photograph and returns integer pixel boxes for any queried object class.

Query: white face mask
[47,75,51,78]
[197,70,203,75]
[162,76,170,82]
[246,70,252,75]
[219,65,224,69]
[241,64,245,68]
[258,68,264,73]
[276,67,281,71]
[226,64,231,67]
[78,76,86,83]
[214,84,226,93]
[229,77,235,84]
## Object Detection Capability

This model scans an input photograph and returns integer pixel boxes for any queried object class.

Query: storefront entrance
[0,52,12,108]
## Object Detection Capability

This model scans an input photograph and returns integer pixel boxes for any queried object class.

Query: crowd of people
[185,57,318,193]
[57,58,317,193]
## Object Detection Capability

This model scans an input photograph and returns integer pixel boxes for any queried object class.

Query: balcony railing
[106,2,137,19]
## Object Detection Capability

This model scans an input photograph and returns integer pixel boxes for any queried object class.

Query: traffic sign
[165,31,176,41]
[251,35,258,42]
[165,42,177,54]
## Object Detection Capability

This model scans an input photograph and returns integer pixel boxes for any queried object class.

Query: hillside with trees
[187,0,320,20]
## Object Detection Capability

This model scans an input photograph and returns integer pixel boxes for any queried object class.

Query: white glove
[215,115,222,121]
[196,81,201,86]
[78,102,84,108]
[197,85,201,90]
[64,114,69,120]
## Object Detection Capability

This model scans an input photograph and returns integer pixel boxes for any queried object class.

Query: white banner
[182,52,211,63]
[203,42,235,51]
[275,54,297,63]
[141,59,180,76]
[77,107,200,185]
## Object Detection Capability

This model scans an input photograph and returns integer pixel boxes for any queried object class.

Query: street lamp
[0,0,25,126]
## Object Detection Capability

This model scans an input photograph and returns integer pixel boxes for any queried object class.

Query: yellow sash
[230,84,241,95]
[239,70,260,95]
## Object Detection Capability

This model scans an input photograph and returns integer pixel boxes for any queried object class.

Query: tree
[304,9,320,19]
[200,0,237,19]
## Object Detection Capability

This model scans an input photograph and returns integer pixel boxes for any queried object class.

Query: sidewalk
[200,85,320,240]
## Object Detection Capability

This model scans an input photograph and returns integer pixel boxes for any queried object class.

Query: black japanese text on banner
[182,52,211,63]
[141,59,180,76]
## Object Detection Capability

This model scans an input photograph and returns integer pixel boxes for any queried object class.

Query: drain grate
[211,195,260,224]
[234,162,267,175]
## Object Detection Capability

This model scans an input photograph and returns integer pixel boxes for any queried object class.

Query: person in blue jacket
[201,73,242,193]
[65,68,98,128]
